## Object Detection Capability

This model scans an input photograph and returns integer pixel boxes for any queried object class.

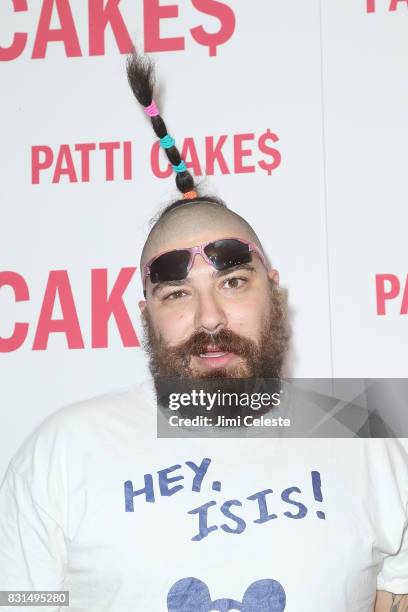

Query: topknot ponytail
[126,50,197,201]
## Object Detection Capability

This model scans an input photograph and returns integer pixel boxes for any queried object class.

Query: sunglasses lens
[148,239,254,286]
[204,239,252,270]
[149,250,191,284]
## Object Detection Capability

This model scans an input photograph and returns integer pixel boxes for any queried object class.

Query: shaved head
[141,201,266,271]
[139,198,290,383]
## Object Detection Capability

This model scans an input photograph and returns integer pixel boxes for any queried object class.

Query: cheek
[149,306,195,346]
[225,293,268,336]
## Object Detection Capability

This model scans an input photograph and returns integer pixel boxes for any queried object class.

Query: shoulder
[9,380,155,479]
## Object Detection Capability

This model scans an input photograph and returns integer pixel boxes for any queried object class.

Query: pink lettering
[144,0,184,52]
[99,141,120,181]
[74,143,96,182]
[400,274,408,314]
[32,145,53,184]
[190,0,235,57]
[91,268,140,348]
[33,270,84,350]
[181,138,202,176]
[52,144,78,183]
[123,141,132,180]
[234,133,255,174]
[205,135,230,175]
[32,0,81,59]
[88,0,133,56]
[389,0,408,9]
[151,141,172,178]
[376,273,400,315]
[0,0,28,61]
[0,271,29,352]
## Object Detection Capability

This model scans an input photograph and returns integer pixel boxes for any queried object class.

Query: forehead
[142,203,260,268]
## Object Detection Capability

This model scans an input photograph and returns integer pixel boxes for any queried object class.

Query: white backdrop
[1,0,407,478]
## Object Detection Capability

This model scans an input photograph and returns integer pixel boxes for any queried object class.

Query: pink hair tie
[144,101,159,117]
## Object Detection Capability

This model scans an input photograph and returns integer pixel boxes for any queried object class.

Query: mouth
[194,346,237,369]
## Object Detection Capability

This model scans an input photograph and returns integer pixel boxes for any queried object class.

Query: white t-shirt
[0,381,407,611]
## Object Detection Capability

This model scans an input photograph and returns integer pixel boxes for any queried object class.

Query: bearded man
[0,52,407,612]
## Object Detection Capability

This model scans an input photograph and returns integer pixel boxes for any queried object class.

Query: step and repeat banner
[1,0,407,476]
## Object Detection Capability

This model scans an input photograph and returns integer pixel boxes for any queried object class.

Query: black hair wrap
[126,49,228,220]
[126,52,195,198]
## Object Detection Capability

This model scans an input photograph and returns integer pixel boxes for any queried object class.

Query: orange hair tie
[183,190,198,200]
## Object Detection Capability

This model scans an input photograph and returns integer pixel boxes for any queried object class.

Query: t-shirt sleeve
[0,463,67,593]
[377,511,408,594]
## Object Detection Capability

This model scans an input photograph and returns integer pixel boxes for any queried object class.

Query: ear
[268,268,280,286]
[138,299,147,313]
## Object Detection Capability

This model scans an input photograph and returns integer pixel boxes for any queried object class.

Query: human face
[140,231,280,377]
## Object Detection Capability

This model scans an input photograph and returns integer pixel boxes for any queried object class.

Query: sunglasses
[142,237,268,294]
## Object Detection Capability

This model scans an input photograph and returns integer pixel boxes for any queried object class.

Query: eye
[163,289,188,301]
[222,276,248,290]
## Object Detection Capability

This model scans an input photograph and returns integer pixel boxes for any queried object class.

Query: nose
[194,288,228,334]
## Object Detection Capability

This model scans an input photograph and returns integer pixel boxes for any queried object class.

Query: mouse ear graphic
[241,579,286,612]
[167,577,213,612]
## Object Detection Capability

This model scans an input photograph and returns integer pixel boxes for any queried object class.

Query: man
[0,53,407,611]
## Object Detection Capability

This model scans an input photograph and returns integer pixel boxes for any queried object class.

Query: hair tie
[144,101,159,117]
[160,134,175,149]
[172,161,187,173]
[183,190,198,200]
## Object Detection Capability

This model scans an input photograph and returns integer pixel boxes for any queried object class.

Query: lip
[194,351,236,369]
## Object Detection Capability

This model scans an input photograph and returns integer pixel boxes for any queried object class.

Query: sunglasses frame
[142,237,268,293]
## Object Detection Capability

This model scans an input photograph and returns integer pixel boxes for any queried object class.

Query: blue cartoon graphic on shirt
[167,577,286,611]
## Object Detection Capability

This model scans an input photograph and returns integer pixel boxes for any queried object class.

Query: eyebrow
[150,264,256,297]
[212,263,256,278]
[151,278,191,297]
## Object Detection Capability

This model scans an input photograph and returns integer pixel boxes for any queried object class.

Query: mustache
[171,328,258,358]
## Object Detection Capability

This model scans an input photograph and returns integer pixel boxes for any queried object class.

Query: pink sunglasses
[142,237,268,294]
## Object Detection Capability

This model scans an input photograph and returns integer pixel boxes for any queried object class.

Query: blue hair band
[172,161,187,173]
[160,134,175,149]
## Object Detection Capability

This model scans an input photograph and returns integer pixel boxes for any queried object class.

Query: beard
[142,281,291,424]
